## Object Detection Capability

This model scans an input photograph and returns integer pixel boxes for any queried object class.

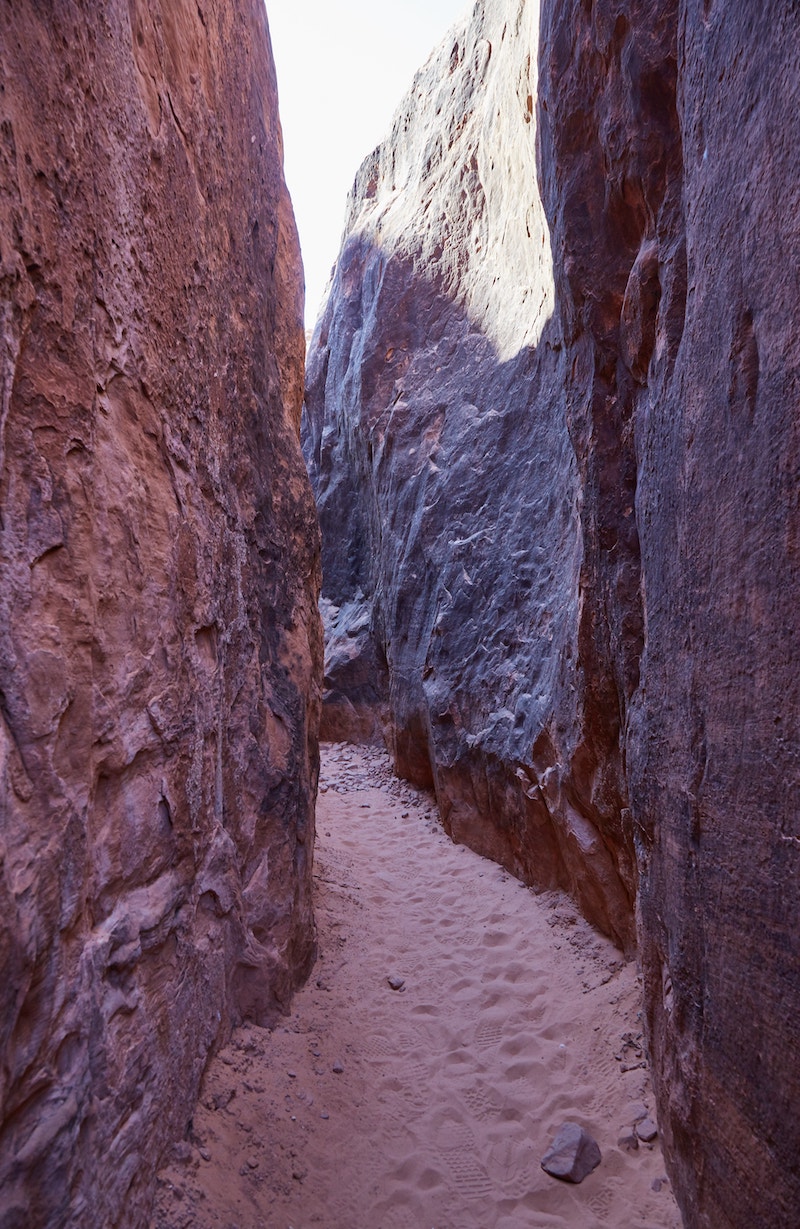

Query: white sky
[266,0,470,325]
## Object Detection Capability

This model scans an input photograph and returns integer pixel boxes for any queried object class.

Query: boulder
[541,1122,602,1183]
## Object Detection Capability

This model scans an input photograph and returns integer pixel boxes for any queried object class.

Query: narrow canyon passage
[156,745,680,1229]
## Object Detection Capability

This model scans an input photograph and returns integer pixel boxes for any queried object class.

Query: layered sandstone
[0,3,320,1225]
[305,1,800,1226]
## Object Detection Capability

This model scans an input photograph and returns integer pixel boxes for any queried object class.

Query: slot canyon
[0,1,798,1228]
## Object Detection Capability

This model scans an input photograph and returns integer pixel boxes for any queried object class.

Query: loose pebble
[637,1117,659,1143]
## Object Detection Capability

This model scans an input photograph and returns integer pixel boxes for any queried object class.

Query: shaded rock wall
[304,0,800,1225]
[0,2,321,1225]
[626,5,800,1226]
[318,595,388,745]
[304,0,638,950]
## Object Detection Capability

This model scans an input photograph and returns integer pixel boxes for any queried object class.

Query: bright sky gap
[266,0,470,326]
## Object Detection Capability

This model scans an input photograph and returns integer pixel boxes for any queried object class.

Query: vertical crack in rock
[0,1,322,1224]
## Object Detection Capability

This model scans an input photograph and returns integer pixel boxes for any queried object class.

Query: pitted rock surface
[0,2,321,1225]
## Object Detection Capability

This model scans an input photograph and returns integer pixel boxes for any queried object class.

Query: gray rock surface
[304,0,800,1226]
[0,2,321,1224]
[320,596,388,745]
[541,1122,602,1183]
[304,0,637,953]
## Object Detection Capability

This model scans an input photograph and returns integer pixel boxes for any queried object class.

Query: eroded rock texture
[0,3,321,1225]
[318,596,388,745]
[626,6,800,1227]
[305,0,638,952]
[305,1,800,1226]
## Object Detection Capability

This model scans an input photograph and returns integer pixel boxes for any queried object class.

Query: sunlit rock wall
[0,2,321,1224]
[304,0,638,952]
[305,0,800,1226]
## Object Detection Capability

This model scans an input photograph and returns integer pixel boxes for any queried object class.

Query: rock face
[623,6,800,1227]
[319,595,388,745]
[304,0,638,954]
[0,3,321,1226]
[304,1,800,1227]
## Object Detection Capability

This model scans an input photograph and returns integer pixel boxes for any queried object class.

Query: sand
[155,743,683,1229]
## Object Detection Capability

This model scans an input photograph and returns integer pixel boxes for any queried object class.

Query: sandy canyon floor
[155,744,682,1229]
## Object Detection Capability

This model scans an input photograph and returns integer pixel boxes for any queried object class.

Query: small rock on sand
[387,975,406,991]
[637,1117,658,1143]
[541,1122,602,1183]
[617,1128,639,1153]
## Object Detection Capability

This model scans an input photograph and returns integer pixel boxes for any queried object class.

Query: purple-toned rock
[617,1128,639,1153]
[0,2,320,1225]
[541,1122,602,1183]
[304,0,637,954]
[304,0,800,1226]
[320,596,388,745]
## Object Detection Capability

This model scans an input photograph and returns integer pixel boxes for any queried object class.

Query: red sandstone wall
[0,2,321,1224]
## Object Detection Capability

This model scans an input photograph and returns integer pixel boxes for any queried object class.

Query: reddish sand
[155,744,682,1229]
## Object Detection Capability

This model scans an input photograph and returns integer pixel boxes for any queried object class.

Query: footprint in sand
[486,1136,540,1199]
[361,1034,395,1060]
[157,744,684,1229]
[588,1185,616,1221]
[441,1149,495,1200]
[463,1082,505,1121]
[499,1034,537,1059]
[475,1020,505,1048]
[481,929,512,948]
